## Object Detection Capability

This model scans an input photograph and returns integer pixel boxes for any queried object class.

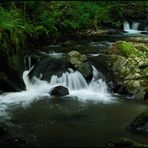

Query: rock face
[105,40,148,100]
[67,51,93,81]
[128,111,148,135]
[50,86,69,97]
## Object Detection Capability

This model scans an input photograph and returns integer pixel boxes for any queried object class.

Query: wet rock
[105,137,148,147]
[50,86,69,97]
[105,41,148,100]
[128,111,148,135]
[28,54,71,82]
[67,51,93,81]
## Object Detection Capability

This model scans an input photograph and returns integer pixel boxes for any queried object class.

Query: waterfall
[131,22,140,30]
[50,69,88,90]
[0,65,116,117]
[123,21,141,34]
[123,21,130,31]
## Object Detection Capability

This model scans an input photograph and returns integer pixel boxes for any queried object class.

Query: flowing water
[123,21,148,35]
[0,38,148,146]
[123,21,142,34]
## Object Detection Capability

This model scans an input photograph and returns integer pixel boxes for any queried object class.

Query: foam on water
[0,66,116,117]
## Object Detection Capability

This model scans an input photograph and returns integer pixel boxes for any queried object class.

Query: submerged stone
[106,137,148,147]
[50,86,69,97]
[128,111,148,135]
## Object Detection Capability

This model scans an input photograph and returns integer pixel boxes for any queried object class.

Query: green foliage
[0,5,33,72]
[0,6,33,53]
[0,1,147,51]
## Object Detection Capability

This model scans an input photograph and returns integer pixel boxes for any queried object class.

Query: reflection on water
[0,98,148,147]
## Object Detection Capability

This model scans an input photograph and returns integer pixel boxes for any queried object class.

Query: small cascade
[91,65,106,81]
[131,22,140,30]
[123,21,130,31]
[24,56,32,70]
[0,65,116,117]
[123,21,141,34]
[50,69,88,90]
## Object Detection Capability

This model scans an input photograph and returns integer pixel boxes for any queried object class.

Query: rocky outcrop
[128,111,148,135]
[67,51,93,81]
[105,40,148,100]
[50,86,69,97]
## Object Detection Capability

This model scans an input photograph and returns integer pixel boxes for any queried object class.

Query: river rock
[67,51,93,81]
[105,41,148,100]
[50,86,69,97]
[128,111,148,135]
[28,54,71,82]
[106,137,148,147]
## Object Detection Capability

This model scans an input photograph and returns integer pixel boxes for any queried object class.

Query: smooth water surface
[0,97,148,147]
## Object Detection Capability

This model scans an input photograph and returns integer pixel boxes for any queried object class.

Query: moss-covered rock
[106,41,148,100]
[67,51,93,81]
[108,41,146,57]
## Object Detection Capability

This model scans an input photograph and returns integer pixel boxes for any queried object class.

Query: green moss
[136,44,148,57]
[116,41,145,57]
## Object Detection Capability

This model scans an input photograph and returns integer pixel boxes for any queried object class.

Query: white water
[48,52,64,58]
[0,66,116,117]
[123,21,141,34]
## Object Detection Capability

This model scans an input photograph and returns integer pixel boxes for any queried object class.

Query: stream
[0,34,148,147]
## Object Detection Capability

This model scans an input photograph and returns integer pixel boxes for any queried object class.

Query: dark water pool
[1,97,148,147]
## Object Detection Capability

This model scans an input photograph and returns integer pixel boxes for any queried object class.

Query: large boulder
[128,111,148,135]
[50,86,69,97]
[105,41,148,100]
[67,51,93,81]
[28,54,71,82]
